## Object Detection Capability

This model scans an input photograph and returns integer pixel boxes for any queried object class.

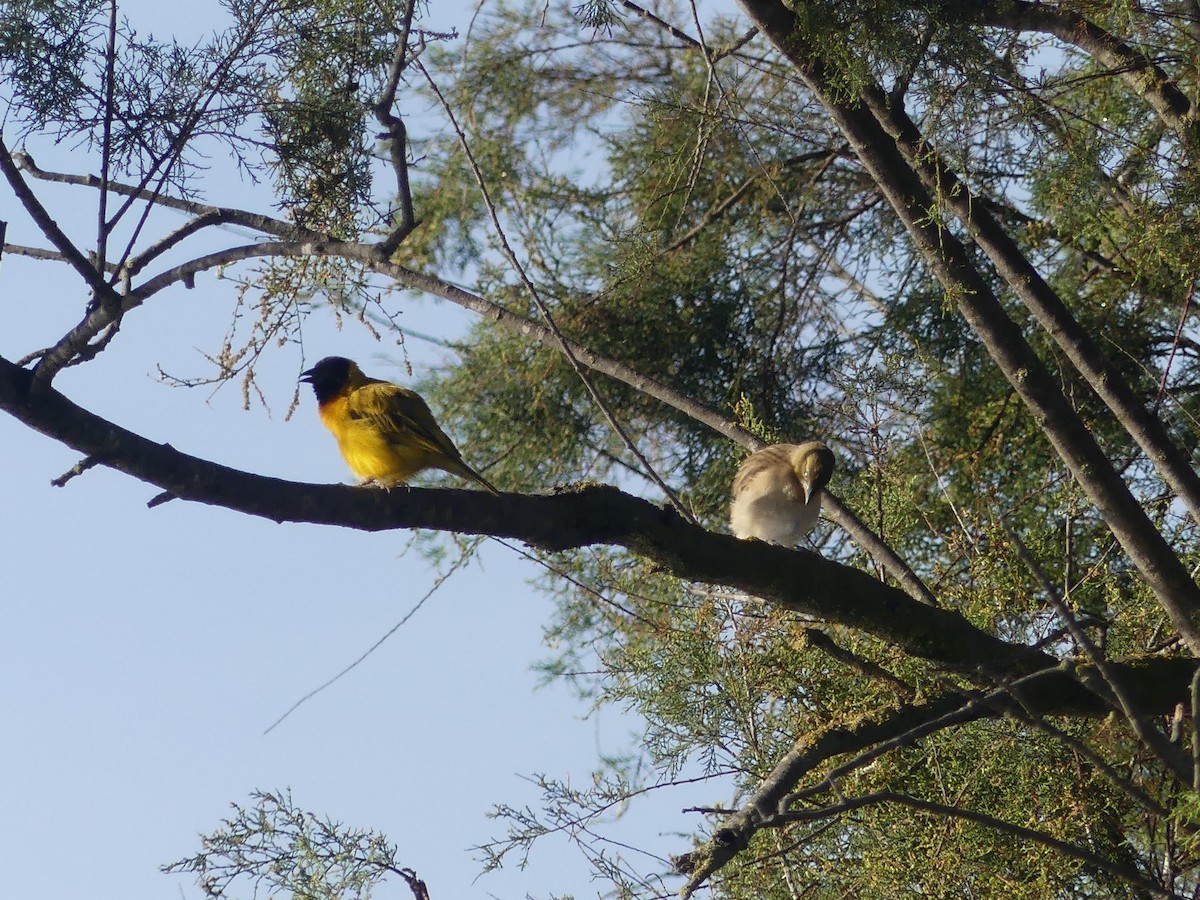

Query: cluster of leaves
[162,789,415,900]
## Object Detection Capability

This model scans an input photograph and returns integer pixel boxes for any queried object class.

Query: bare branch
[123,209,314,278]
[14,154,302,235]
[5,351,1197,707]
[0,353,1096,680]
[617,0,702,49]
[371,0,421,256]
[0,144,119,316]
[2,243,119,271]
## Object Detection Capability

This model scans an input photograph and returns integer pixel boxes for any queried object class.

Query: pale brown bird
[729,441,835,545]
[300,356,498,493]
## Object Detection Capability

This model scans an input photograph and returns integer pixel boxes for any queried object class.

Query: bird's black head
[300,356,355,404]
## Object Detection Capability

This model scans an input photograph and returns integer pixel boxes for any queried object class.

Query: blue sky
[0,1,730,896]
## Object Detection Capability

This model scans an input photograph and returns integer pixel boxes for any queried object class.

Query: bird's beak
[299,368,314,384]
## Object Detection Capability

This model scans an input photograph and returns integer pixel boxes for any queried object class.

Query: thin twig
[617,0,701,48]
[262,540,479,734]
[96,0,118,290]
[1154,283,1195,414]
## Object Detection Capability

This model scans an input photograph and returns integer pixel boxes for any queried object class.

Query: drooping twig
[262,539,479,734]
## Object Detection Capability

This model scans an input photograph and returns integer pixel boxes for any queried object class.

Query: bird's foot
[357,478,412,492]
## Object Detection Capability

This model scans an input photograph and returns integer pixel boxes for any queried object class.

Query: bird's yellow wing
[344,380,465,463]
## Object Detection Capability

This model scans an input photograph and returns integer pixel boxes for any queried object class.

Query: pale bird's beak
[299,368,315,384]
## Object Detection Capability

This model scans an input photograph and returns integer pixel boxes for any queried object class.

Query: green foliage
[163,789,411,900]
[405,2,1200,895]
[259,0,410,237]
[0,0,107,131]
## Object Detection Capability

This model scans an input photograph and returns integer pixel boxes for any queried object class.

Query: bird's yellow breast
[318,394,437,484]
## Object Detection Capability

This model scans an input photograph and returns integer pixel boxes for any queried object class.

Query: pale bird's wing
[731,444,802,500]
[346,381,465,462]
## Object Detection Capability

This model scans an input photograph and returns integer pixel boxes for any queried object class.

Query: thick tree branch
[4,352,1195,707]
[0,353,1064,675]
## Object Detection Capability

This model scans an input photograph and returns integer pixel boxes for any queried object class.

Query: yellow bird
[729,441,834,545]
[300,356,498,494]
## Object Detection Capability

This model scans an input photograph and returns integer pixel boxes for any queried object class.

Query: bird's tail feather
[448,459,499,495]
